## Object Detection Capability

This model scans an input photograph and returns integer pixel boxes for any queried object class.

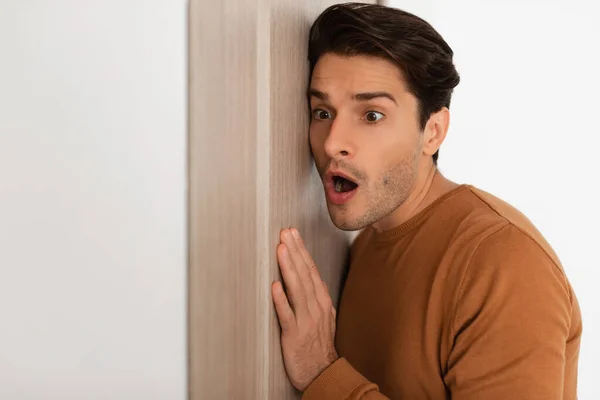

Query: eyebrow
[307,88,397,105]
[307,88,329,101]
[353,91,397,104]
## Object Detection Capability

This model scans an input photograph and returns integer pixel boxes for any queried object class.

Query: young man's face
[308,53,427,231]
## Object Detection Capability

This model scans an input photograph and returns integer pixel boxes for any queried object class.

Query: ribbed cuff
[302,357,378,400]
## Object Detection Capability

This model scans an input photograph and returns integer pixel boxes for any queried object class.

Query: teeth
[335,179,343,193]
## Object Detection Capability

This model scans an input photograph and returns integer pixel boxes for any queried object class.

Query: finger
[282,229,319,315]
[277,243,309,316]
[290,229,330,308]
[330,298,336,319]
[272,281,296,332]
[322,281,336,316]
[330,305,337,336]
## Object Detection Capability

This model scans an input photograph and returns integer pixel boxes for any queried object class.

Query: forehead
[310,53,407,95]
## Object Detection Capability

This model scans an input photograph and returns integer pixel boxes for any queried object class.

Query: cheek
[359,137,416,187]
[309,125,327,158]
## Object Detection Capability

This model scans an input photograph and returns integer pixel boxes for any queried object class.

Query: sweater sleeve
[302,358,389,399]
[444,224,581,400]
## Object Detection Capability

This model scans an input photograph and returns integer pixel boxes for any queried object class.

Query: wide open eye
[312,109,333,120]
[364,111,385,123]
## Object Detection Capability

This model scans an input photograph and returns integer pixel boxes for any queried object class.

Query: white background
[0,1,187,399]
[388,0,600,398]
[1,0,598,399]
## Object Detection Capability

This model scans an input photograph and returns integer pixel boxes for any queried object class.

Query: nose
[324,115,354,160]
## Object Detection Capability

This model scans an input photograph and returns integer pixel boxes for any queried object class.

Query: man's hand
[272,228,339,392]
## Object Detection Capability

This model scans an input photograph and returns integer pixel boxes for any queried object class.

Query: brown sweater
[303,185,582,399]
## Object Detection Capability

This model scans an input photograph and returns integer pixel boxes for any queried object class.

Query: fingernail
[273,281,282,292]
[291,229,299,238]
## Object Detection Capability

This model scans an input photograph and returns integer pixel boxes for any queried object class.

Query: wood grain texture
[189,1,373,398]
[267,1,355,398]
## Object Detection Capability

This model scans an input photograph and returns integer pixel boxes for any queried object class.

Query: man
[271,3,582,399]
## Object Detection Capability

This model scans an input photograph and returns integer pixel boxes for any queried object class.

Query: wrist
[319,349,339,378]
[304,354,341,392]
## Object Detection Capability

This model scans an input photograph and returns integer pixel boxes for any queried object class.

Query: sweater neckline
[367,184,470,243]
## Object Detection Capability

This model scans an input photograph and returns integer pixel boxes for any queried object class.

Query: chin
[328,209,365,232]
[332,221,359,231]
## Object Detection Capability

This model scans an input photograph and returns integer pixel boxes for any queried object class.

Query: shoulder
[449,221,580,351]
[446,187,577,329]
[456,185,571,298]
[443,185,565,274]
[465,186,563,267]
[466,223,570,294]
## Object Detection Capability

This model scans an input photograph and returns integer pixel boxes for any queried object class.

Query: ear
[422,107,450,157]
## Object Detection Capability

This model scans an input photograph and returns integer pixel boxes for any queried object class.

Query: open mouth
[333,175,358,193]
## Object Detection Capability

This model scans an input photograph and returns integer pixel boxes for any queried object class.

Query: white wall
[388,0,600,398]
[0,1,187,399]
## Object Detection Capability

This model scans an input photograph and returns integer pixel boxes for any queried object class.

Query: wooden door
[188,1,374,398]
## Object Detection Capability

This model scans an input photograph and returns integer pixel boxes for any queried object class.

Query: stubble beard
[328,141,423,231]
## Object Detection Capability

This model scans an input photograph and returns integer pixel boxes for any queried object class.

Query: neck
[371,162,459,233]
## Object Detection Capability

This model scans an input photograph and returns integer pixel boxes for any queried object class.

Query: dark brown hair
[308,2,460,164]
